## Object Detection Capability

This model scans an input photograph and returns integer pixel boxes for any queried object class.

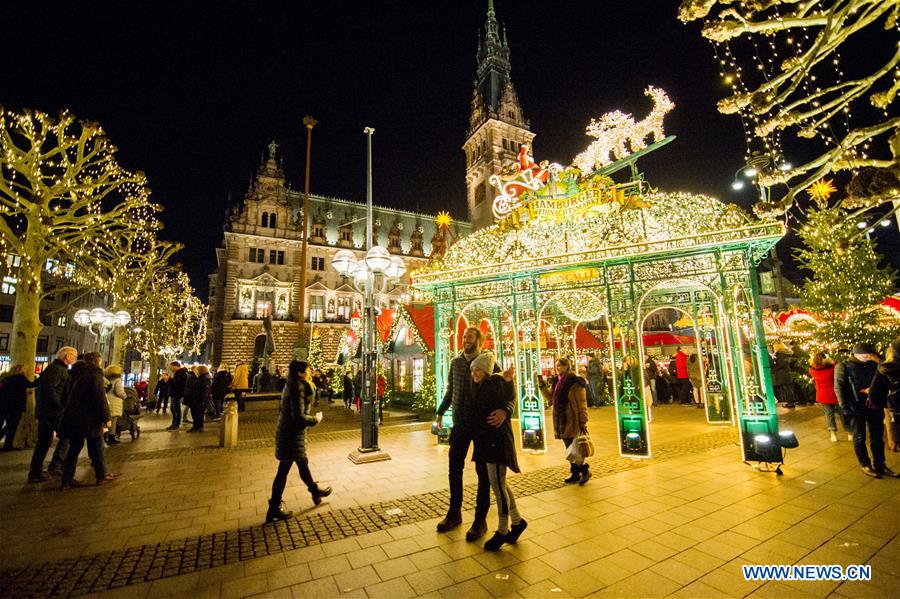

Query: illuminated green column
[514,277,546,452]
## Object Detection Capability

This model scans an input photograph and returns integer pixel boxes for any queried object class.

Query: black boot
[436,510,462,533]
[564,463,580,484]
[311,485,332,506]
[579,464,592,486]
[465,516,488,542]
[266,499,293,522]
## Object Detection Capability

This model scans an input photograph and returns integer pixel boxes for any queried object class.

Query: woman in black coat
[210,365,232,418]
[470,352,527,552]
[0,365,38,450]
[771,342,797,409]
[266,360,332,522]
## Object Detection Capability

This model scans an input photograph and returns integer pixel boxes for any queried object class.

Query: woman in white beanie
[470,351,527,551]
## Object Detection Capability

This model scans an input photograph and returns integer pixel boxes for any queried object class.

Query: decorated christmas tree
[795,185,899,351]
[308,329,324,371]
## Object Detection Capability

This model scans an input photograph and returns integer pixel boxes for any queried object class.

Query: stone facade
[208,147,472,368]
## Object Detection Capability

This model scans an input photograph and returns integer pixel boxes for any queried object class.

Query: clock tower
[463,0,534,230]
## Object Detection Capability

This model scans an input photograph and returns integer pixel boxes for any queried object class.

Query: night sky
[3,1,897,299]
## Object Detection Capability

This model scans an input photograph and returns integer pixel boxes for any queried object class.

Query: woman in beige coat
[104,365,126,445]
[539,357,590,485]
[231,360,249,412]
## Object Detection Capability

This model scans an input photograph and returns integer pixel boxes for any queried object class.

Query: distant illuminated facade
[207,149,471,367]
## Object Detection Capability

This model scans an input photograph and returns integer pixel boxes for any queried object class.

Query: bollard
[220,400,239,448]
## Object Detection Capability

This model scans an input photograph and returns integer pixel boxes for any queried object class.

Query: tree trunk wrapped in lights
[679,0,899,218]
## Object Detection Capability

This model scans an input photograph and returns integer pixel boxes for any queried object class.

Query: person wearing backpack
[869,337,900,463]
[835,343,892,478]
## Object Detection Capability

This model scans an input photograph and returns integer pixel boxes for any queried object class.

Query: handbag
[576,432,595,458]
[565,438,583,463]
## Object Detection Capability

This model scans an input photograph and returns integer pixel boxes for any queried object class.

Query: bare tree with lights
[0,107,162,380]
[678,0,899,219]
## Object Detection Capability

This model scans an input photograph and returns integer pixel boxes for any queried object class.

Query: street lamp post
[73,308,131,364]
[331,127,406,464]
[731,151,791,308]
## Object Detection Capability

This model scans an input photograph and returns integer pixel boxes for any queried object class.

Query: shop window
[398,360,409,391]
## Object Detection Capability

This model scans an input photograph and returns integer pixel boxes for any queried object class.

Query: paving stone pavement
[1,405,896,599]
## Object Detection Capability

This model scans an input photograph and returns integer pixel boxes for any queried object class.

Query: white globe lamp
[365,245,391,274]
[332,249,357,277]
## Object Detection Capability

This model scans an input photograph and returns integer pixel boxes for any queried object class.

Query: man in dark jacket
[59,353,115,488]
[167,361,188,431]
[868,336,900,477]
[154,371,171,413]
[28,346,77,482]
[435,327,515,541]
[835,343,885,478]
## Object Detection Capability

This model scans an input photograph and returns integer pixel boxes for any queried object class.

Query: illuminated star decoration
[435,211,453,229]
[806,179,837,203]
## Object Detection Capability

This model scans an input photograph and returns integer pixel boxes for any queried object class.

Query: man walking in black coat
[28,346,77,482]
[836,343,886,478]
[59,353,117,488]
[435,327,515,541]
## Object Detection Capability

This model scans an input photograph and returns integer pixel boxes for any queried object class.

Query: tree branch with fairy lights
[678,0,900,218]
[0,107,162,376]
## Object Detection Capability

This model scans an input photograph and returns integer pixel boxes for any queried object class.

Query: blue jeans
[819,403,848,431]
[170,397,183,428]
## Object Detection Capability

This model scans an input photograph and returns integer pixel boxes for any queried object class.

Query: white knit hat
[470,351,496,375]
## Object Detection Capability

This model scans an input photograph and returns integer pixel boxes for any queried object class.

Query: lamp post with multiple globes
[331,127,406,463]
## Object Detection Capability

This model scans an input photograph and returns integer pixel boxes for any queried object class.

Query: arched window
[269,213,277,228]
[261,212,269,227]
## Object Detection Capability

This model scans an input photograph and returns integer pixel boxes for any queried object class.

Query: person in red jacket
[809,352,851,443]
[673,347,691,405]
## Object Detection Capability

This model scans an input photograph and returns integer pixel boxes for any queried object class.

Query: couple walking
[434,327,527,551]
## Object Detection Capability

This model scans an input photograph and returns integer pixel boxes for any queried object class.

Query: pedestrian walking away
[58,353,118,488]
[104,364,126,445]
[231,360,249,412]
[868,336,900,468]
[186,365,211,432]
[836,343,889,478]
[808,351,851,443]
[266,360,331,522]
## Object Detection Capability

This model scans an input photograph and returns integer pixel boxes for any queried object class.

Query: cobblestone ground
[0,405,896,598]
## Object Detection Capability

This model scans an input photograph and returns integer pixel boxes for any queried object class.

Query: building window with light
[255,290,273,318]
[56,315,67,327]
[1,276,16,294]
[308,295,325,323]
[412,358,424,392]
[5,254,20,269]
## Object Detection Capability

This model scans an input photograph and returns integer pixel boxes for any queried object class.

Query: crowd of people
[0,347,123,488]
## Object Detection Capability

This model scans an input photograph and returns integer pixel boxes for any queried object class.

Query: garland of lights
[678,0,900,218]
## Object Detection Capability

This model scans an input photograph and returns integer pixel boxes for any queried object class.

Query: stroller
[115,387,143,440]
